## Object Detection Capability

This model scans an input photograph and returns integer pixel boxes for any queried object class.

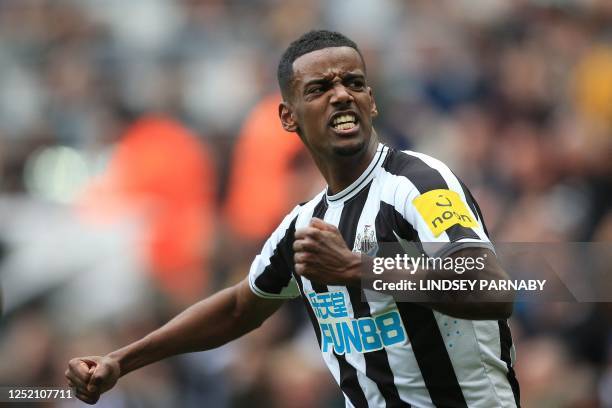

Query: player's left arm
[294,218,514,320]
[362,245,515,320]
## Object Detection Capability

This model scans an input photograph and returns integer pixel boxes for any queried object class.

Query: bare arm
[109,278,282,375]
[66,278,283,404]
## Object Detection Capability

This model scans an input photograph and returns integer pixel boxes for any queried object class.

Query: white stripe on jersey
[471,320,518,406]
[432,313,517,407]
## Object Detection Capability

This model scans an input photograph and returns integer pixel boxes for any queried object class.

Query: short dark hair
[277,30,365,100]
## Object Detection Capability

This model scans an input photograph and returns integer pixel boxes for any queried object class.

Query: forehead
[292,46,365,84]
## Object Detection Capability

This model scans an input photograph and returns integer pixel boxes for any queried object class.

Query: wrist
[103,352,123,377]
[103,351,123,377]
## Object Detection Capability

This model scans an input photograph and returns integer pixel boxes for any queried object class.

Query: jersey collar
[326,143,388,206]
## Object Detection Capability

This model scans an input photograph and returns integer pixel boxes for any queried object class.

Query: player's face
[281,46,378,157]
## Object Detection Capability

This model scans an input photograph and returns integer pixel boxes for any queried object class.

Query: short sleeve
[247,206,302,299]
[394,151,494,258]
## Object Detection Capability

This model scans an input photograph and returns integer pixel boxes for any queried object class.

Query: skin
[66,46,513,404]
[279,47,379,194]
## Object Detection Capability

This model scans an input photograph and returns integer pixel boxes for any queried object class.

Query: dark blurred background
[0,0,611,407]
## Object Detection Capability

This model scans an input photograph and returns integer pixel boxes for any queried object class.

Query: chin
[331,138,367,157]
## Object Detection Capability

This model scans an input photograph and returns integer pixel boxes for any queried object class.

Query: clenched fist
[65,356,120,404]
[293,218,363,286]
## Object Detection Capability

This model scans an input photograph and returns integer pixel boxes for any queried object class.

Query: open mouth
[330,112,359,132]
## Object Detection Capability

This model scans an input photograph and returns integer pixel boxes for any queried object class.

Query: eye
[306,86,324,95]
[348,78,365,89]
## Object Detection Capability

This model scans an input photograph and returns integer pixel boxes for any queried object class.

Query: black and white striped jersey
[248,143,520,408]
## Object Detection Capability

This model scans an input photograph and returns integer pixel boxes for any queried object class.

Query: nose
[330,83,354,106]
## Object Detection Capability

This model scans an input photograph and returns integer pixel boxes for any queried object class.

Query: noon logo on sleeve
[412,189,477,237]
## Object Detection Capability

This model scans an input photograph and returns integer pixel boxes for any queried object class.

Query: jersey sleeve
[395,151,494,258]
[247,205,301,299]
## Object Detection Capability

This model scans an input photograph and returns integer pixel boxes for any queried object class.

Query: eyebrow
[303,72,365,88]
[303,78,329,88]
[342,73,365,80]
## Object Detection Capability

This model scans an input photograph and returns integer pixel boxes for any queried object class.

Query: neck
[313,132,379,195]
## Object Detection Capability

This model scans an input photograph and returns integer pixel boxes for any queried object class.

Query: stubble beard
[332,139,366,157]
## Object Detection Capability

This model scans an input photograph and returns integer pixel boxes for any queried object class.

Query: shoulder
[377,148,474,218]
[381,148,457,190]
[383,149,461,194]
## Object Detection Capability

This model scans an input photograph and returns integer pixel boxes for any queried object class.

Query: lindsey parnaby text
[371,278,547,292]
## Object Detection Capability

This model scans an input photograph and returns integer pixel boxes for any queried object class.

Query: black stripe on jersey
[254,217,298,295]
[310,196,329,293]
[376,201,418,243]
[338,362,369,408]
[378,155,469,406]
[376,200,465,406]
[383,149,479,242]
[499,320,521,407]
[338,184,410,408]
[396,303,468,408]
[375,201,425,282]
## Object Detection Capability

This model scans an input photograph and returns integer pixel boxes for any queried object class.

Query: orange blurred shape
[573,45,612,126]
[224,94,309,240]
[80,115,216,301]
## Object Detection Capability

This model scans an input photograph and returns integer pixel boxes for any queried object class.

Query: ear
[279,101,299,132]
[368,87,378,118]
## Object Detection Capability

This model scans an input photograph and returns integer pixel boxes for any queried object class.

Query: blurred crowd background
[0,0,611,407]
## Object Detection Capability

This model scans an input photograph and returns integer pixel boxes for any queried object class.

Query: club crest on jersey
[353,225,378,256]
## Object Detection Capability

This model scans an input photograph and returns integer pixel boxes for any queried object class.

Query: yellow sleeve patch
[412,189,477,237]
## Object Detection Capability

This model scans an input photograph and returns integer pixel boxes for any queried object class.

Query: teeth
[334,122,356,131]
[332,114,356,125]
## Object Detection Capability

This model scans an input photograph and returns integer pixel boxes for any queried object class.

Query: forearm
[107,282,273,377]
[360,249,515,320]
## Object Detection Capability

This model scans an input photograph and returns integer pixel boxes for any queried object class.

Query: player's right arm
[65,277,283,404]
